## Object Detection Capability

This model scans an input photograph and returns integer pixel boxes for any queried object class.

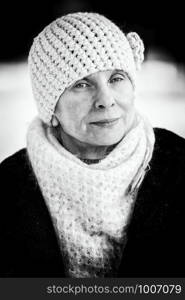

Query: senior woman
[0,12,185,278]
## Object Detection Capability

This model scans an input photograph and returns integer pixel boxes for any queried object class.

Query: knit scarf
[26,113,155,277]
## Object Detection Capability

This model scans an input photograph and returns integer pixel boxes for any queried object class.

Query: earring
[52,115,59,127]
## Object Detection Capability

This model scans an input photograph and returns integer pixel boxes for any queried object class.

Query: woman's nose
[94,87,115,109]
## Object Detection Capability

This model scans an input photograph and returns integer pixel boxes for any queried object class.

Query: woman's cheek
[69,105,88,131]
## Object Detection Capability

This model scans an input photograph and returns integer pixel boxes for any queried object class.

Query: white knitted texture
[28,12,144,125]
[127,32,145,70]
[27,114,155,277]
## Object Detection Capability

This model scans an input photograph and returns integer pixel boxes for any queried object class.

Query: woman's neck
[55,127,116,160]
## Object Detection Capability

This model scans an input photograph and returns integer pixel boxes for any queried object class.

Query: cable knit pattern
[28,12,144,125]
[26,114,155,277]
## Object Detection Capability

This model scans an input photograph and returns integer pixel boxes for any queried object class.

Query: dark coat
[0,128,185,277]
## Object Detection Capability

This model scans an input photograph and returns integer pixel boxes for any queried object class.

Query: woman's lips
[90,118,120,127]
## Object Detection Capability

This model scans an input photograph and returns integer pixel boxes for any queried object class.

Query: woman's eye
[110,74,126,83]
[73,82,89,89]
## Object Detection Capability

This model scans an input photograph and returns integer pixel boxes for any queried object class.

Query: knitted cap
[28,12,144,125]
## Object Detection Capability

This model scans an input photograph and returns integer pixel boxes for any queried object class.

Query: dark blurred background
[0,0,185,63]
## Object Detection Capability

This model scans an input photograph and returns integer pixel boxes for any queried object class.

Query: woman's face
[55,69,136,146]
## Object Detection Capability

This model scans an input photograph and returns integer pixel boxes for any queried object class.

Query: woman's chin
[88,132,125,146]
[86,119,131,146]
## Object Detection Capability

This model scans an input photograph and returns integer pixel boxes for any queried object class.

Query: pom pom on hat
[28,12,145,125]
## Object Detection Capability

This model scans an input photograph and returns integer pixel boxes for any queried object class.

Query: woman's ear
[52,115,59,127]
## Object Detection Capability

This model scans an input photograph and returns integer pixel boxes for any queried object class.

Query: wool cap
[28,12,144,125]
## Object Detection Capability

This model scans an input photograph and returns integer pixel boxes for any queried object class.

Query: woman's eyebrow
[111,69,125,74]
[76,76,91,82]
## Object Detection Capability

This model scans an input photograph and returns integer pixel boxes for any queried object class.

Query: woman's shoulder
[0,148,43,219]
[1,148,28,163]
[153,127,185,157]
[150,128,185,183]
[0,148,37,193]
[0,148,31,175]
